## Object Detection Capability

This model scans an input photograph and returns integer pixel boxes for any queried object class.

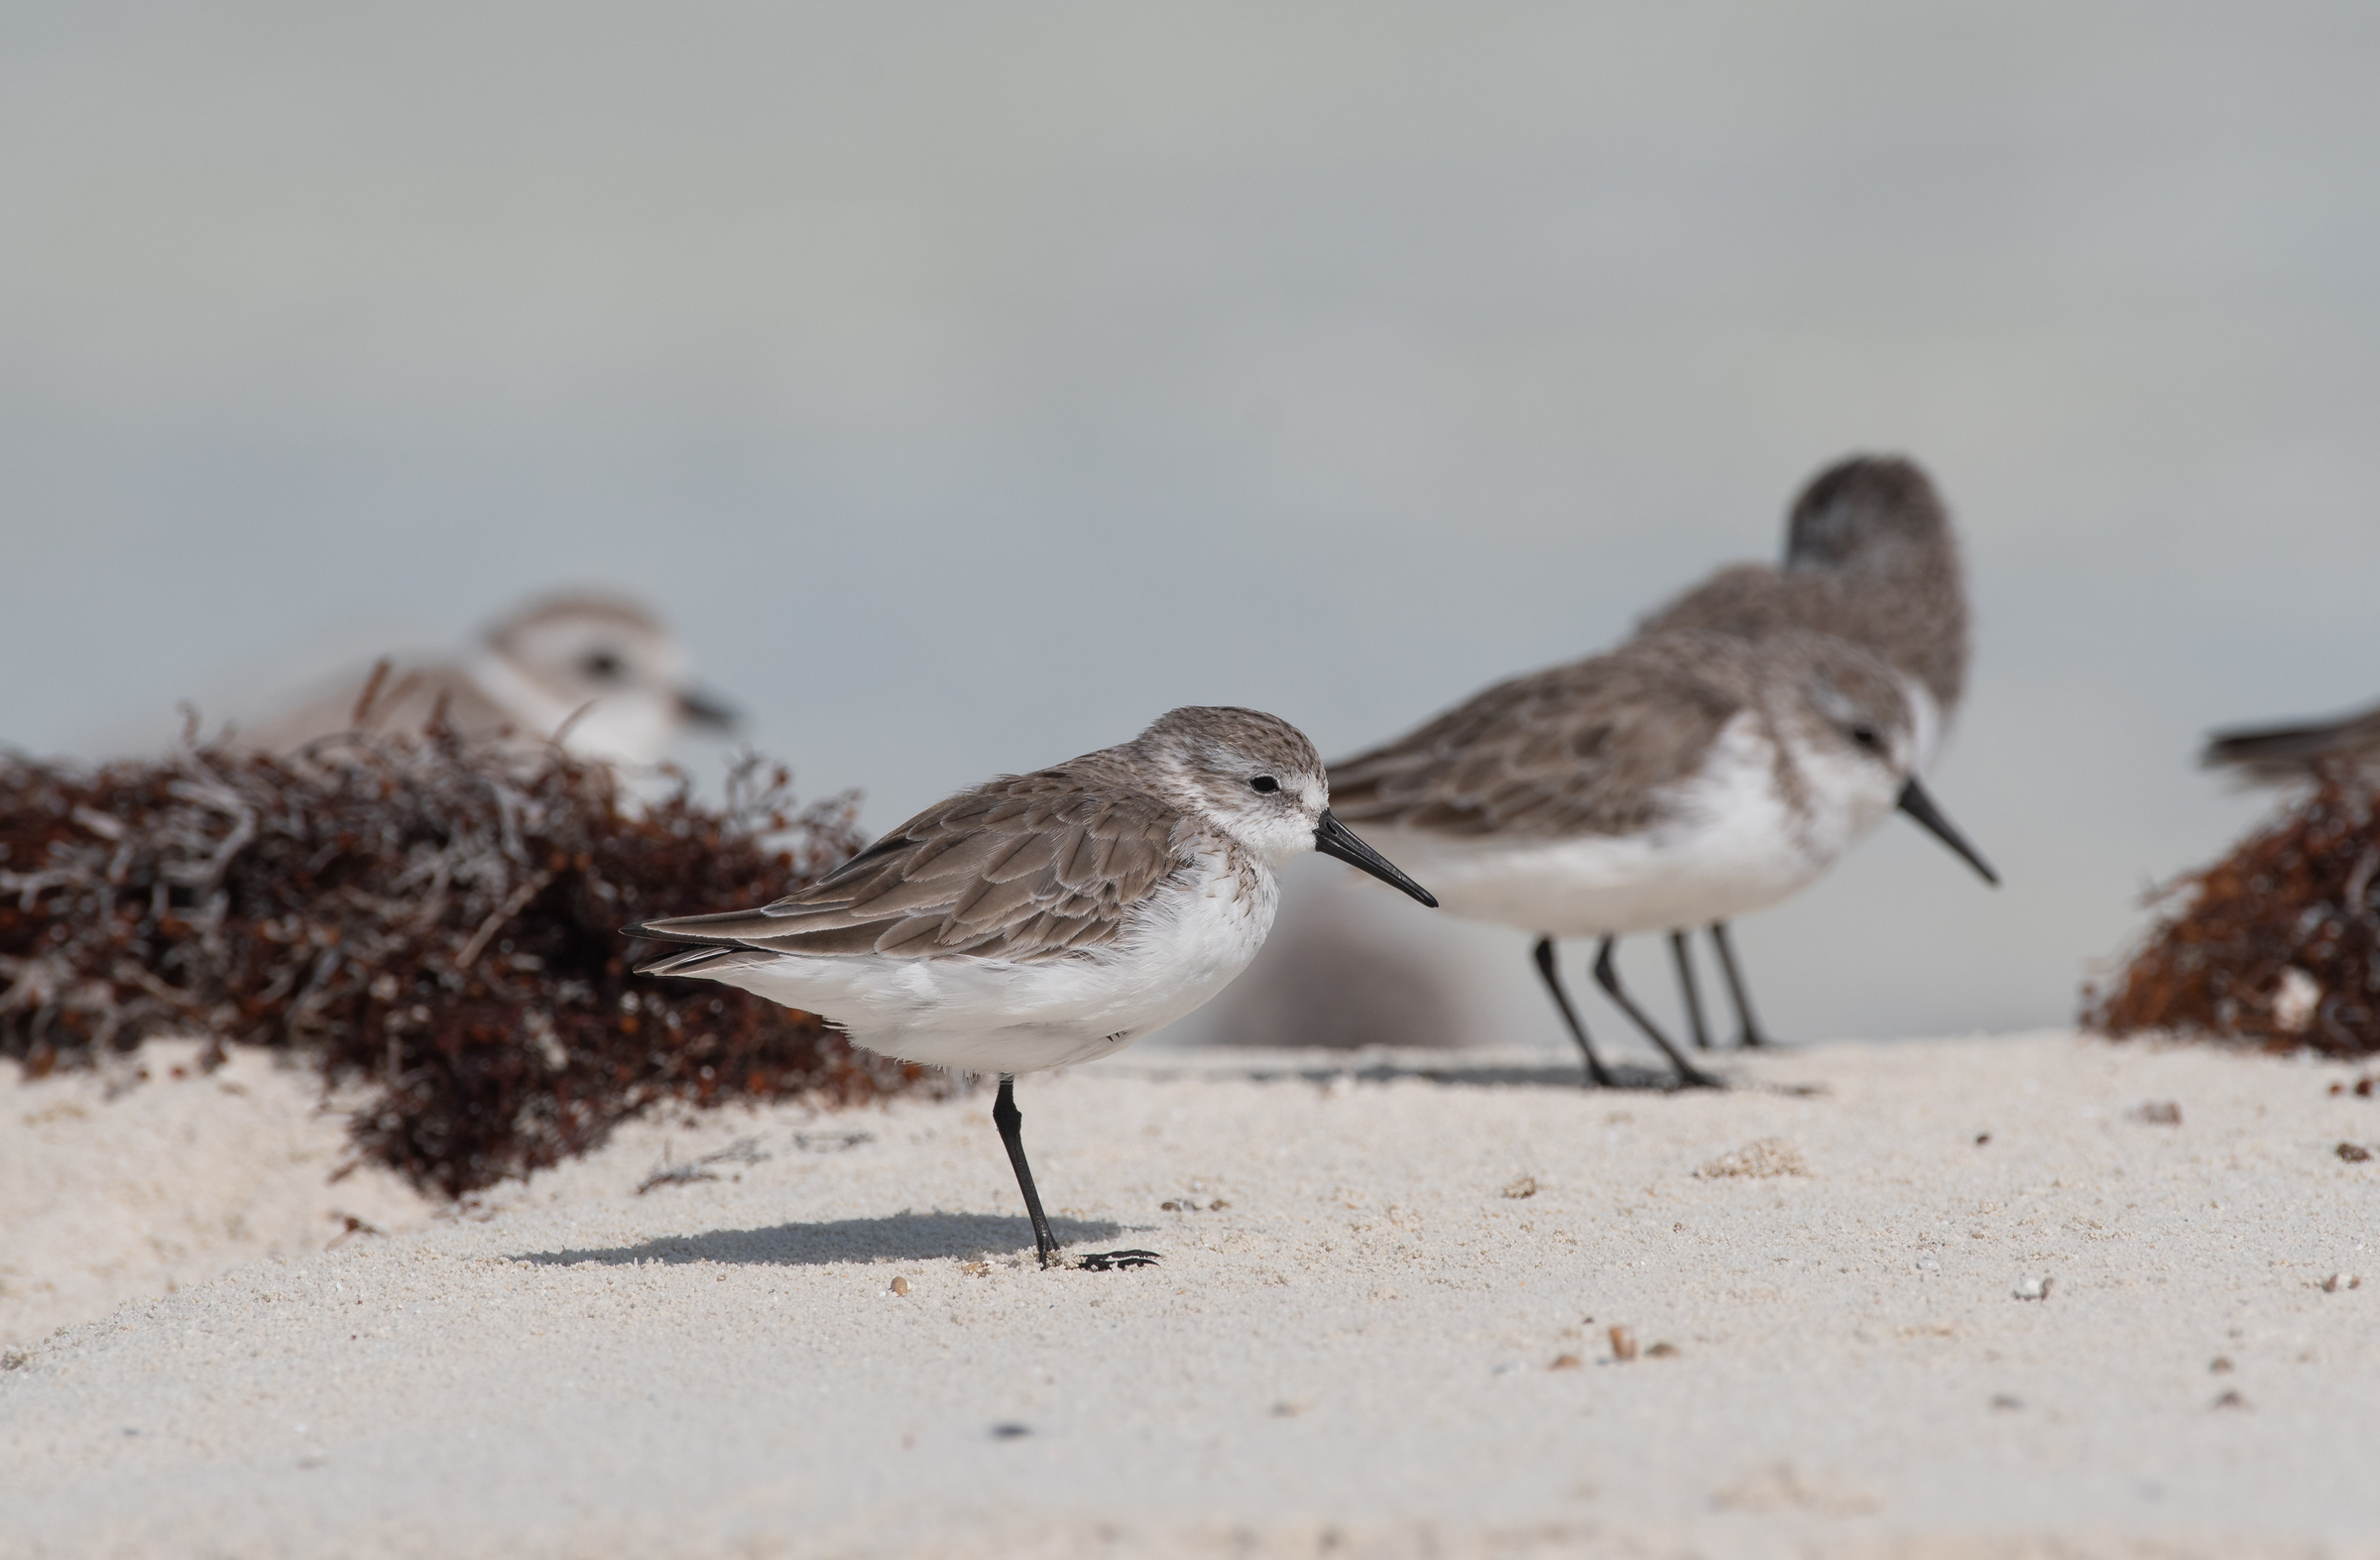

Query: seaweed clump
[0,728,932,1194]
[2087,772,2380,1056]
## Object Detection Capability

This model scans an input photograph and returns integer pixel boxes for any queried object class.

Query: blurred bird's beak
[1314,810,1438,907]
[1895,779,1999,886]
[676,687,740,731]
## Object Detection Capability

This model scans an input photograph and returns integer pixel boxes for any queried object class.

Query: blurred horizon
[7,2,2379,1052]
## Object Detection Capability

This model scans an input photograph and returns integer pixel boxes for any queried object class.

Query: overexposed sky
[6,2,2379,1048]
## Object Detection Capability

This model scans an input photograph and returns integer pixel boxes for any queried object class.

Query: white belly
[1368,716,1876,937]
[686,859,1277,1075]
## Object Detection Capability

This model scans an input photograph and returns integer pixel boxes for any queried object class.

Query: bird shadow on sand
[510,1210,1133,1269]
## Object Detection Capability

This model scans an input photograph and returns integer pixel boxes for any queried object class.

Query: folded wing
[630,773,1189,966]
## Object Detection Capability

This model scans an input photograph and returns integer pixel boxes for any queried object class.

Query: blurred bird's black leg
[1670,930,1711,1050]
[1708,922,1772,1048]
[1533,936,1614,1088]
[992,1075,1058,1268]
[1594,937,1722,1089]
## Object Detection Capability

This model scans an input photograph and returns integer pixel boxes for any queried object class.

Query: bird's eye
[581,651,625,681]
[1850,725,1881,751]
[1250,776,1280,794]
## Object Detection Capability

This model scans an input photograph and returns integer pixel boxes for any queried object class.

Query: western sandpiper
[1632,454,1975,1045]
[628,706,1437,1267]
[1330,630,1991,1088]
[248,592,737,767]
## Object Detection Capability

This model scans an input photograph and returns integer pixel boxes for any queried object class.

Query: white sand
[3,1031,2377,1558]
[0,1040,433,1354]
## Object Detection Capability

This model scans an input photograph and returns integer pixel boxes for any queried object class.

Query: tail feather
[624,918,771,978]
[621,917,732,946]
[633,941,776,979]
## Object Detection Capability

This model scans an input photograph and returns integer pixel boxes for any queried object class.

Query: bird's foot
[1671,1067,1726,1091]
[1072,1249,1162,1271]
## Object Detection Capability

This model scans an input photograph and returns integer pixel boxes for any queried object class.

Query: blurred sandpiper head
[627,704,1435,1269]
[246,591,738,767]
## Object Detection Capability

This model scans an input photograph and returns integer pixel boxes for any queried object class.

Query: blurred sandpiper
[1330,629,1991,1088]
[247,592,737,767]
[2202,701,2380,784]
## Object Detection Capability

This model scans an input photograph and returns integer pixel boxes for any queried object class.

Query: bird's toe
[1073,1249,1163,1271]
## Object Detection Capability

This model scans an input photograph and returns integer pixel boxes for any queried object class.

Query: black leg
[1593,937,1722,1089]
[1708,922,1773,1048]
[1669,930,1711,1050]
[1533,936,1614,1088]
[992,1075,1058,1268]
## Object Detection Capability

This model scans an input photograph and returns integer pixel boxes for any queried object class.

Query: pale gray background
[6,3,2377,1053]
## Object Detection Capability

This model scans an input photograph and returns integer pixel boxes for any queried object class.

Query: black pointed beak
[676,687,740,732]
[1314,809,1437,907]
[1896,778,1999,886]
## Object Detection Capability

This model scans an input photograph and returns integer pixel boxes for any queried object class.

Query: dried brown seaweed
[0,728,937,1194]
[2086,771,2380,1055]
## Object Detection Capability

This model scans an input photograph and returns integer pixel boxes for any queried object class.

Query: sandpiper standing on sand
[1330,630,1992,1088]
[630,706,1437,1267]
[1630,455,1976,1045]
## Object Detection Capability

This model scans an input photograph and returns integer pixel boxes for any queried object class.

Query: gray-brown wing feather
[1330,638,1749,838]
[634,769,1191,962]
[2202,703,2380,782]
[1638,554,1969,714]
[1635,563,1803,644]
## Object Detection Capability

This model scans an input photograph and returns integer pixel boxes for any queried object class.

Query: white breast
[694,849,1279,1075]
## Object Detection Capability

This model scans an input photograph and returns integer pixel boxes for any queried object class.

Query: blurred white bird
[242,592,736,766]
